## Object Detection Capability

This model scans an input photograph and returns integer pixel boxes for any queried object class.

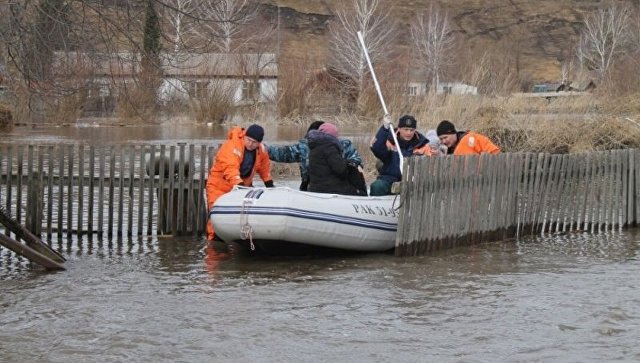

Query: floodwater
[2,124,640,362]
[1,231,640,362]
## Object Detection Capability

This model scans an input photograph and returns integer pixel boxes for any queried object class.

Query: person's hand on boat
[383,114,392,129]
[264,180,275,188]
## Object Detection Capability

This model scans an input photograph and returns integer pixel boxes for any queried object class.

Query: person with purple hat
[267,120,363,191]
[306,122,366,196]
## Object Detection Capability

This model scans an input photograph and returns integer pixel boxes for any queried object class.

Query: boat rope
[392,193,402,211]
[239,197,255,251]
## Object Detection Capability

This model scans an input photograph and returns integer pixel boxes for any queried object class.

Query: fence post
[26,171,43,236]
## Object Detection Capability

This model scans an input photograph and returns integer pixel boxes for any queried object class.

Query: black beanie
[436,120,456,136]
[245,124,264,142]
[398,115,417,129]
[307,120,325,133]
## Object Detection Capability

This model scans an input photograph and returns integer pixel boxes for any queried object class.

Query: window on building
[407,86,417,96]
[443,85,453,94]
[241,80,259,100]
[186,80,210,98]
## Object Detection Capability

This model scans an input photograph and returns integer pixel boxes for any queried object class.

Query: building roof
[53,52,278,78]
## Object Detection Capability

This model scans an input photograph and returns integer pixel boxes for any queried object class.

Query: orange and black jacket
[206,126,272,199]
[448,131,501,156]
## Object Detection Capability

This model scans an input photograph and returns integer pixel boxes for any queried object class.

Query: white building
[436,82,478,95]
[159,53,278,105]
[52,51,278,109]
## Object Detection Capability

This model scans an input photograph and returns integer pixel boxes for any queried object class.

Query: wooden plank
[98,147,106,236]
[168,146,176,236]
[36,146,45,236]
[177,143,186,234]
[127,145,135,237]
[66,144,74,238]
[0,146,6,235]
[137,145,145,236]
[117,146,125,236]
[551,154,569,233]
[569,154,585,232]
[615,150,625,229]
[566,153,580,231]
[108,146,116,237]
[57,146,64,238]
[585,152,596,232]
[516,153,531,237]
[88,146,95,236]
[0,234,64,270]
[147,145,156,236]
[5,145,13,234]
[46,146,54,237]
[77,144,85,238]
[186,144,195,234]
[195,145,206,235]
[636,149,640,225]
[16,145,23,224]
[528,153,545,234]
[25,145,34,230]
[625,149,633,226]
[157,145,166,234]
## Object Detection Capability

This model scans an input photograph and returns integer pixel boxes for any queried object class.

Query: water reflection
[0,122,379,145]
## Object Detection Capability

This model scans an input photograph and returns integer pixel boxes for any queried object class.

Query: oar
[356,30,403,175]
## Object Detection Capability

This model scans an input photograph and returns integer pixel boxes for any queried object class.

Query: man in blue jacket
[369,115,432,196]
[267,121,363,191]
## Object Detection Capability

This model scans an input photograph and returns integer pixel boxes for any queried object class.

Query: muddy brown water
[1,124,640,362]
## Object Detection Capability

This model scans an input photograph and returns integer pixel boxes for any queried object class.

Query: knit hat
[318,122,339,138]
[307,120,325,133]
[436,120,457,136]
[425,129,439,146]
[398,115,417,129]
[245,124,264,142]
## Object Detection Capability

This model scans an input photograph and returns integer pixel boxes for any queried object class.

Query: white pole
[356,31,403,175]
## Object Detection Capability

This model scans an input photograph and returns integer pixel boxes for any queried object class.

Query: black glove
[299,177,309,191]
[264,180,275,188]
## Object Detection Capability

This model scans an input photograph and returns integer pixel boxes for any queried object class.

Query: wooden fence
[395,149,640,256]
[0,142,215,240]
[2,142,639,256]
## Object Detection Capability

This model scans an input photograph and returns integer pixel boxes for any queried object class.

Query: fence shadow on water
[396,150,640,256]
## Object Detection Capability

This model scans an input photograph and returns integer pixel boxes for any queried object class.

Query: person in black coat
[307,123,365,196]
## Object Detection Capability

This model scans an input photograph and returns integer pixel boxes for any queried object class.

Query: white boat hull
[210,187,398,252]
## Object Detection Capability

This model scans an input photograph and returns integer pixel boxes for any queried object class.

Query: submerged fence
[0,143,215,239]
[395,149,640,256]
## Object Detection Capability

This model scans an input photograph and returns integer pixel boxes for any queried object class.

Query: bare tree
[578,4,631,77]
[560,58,573,85]
[194,0,258,53]
[410,2,455,93]
[164,0,197,54]
[327,0,396,109]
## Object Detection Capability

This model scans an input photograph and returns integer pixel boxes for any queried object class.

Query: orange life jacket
[453,131,500,156]
[206,126,272,208]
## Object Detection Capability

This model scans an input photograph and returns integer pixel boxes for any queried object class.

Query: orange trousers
[206,188,227,240]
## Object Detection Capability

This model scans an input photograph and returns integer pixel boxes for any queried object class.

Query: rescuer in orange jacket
[206,124,274,240]
[436,120,501,156]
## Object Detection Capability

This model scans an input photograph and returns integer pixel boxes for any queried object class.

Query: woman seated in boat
[369,115,432,196]
[267,121,363,191]
[307,123,367,196]
[205,124,275,240]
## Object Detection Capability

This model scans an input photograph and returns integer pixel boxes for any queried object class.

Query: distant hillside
[258,0,635,82]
